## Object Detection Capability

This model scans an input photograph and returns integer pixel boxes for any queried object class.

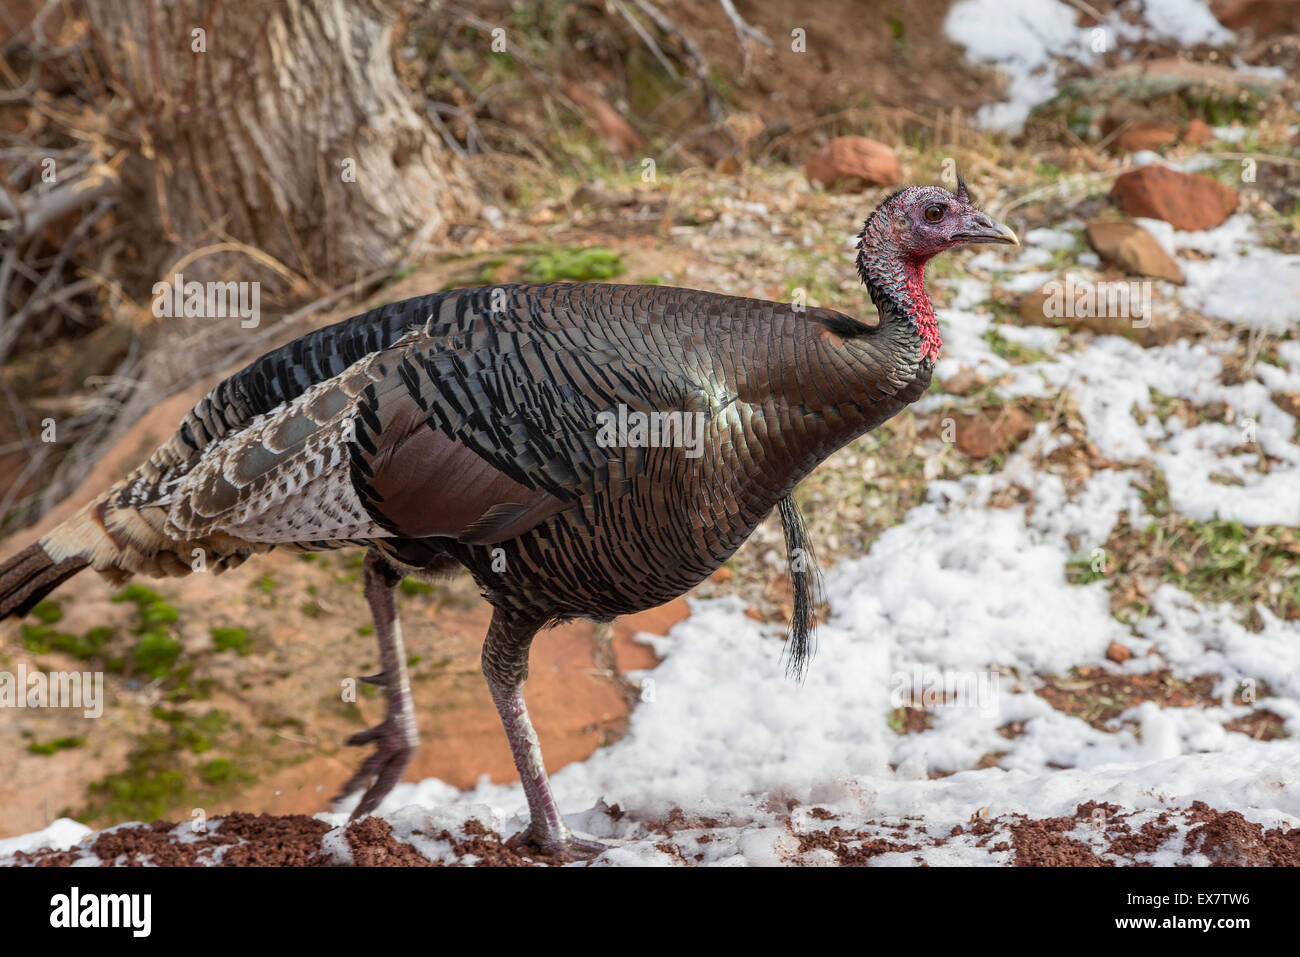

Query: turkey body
[112,281,929,624]
[2,180,1014,856]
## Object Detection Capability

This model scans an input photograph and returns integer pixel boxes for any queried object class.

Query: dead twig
[0,197,115,364]
[614,1,680,81]
[0,166,120,242]
[717,0,771,76]
[630,0,722,123]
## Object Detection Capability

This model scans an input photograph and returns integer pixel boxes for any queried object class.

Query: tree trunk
[85,0,477,293]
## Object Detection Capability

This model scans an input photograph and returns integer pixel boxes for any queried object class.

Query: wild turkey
[0,175,1015,856]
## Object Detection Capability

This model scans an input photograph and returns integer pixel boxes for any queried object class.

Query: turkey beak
[955,213,1019,246]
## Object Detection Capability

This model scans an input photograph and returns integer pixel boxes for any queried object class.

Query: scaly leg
[483,608,606,859]
[337,550,418,819]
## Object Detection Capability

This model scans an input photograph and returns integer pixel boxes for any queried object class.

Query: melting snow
[1176,219,1300,334]
[945,0,1236,132]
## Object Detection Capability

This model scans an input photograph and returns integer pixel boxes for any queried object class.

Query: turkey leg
[338,550,419,819]
[482,608,607,858]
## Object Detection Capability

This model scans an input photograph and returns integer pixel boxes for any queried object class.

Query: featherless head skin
[855,170,1018,362]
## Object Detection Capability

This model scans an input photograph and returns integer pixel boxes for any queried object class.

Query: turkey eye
[924,205,944,223]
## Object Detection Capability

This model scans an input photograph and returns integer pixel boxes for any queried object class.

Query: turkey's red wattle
[905,260,941,362]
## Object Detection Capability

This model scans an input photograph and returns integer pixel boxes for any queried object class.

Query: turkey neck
[743,238,935,479]
[855,201,941,366]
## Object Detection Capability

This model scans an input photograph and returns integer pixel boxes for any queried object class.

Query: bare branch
[718,0,772,49]
[0,167,120,242]
[614,1,680,81]
[630,0,722,122]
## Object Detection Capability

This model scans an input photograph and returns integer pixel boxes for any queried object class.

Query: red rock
[1106,641,1133,664]
[1110,165,1238,231]
[1183,119,1213,146]
[956,418,996,459]
[1114,122,1179,154]
[805,137,902,190]
[953,406,1034,460]
[1085,220,1185,283]
[1210,0,1299,37]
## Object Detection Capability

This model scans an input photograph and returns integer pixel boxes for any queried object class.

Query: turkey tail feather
[0,542,88,620]
[778,494,822,681]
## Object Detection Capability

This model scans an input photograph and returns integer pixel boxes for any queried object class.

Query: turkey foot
[525,830,609,861]
[337,715,417,819]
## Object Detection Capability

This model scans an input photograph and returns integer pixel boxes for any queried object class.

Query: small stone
[953,407,1034,460]
[805,137,902,190]
[1085,220,1185,283]
[1106,641,1133,664]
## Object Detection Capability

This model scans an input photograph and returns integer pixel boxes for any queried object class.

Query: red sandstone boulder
[805,137,902,190]
[1111,165,1238,231]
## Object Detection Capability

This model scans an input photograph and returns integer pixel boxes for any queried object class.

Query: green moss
[521,246,623,282]
[211,627,249,656]
[147,707,226,754]
[134,630,180,678]
[138,602,179,629]
[111,584,186,679]
[112,584,163,607]
[21,623,115,659]
[197,758,251,787]
[85,751,187,823]
[27,736,85,755]
[29,600,62,624]
[80,707,235,824]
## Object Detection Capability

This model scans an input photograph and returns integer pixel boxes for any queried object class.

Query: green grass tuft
[522,246,623,282]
